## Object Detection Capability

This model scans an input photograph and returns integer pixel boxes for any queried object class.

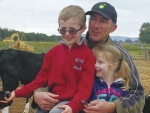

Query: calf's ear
[4,91,11,98]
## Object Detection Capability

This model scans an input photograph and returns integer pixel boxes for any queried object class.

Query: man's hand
[57,105,72,113]
[33,92,59,111]
[83,100,116,113]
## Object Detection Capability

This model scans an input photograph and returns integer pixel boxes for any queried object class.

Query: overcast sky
[0,0,149,37]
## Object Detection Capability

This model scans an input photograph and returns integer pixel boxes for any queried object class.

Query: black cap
[85,2,117,23]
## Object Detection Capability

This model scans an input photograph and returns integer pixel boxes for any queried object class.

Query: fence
[145,49,150,61]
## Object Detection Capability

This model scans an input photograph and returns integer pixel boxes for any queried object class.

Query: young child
[0,5,95,113]
[89,44,131,102]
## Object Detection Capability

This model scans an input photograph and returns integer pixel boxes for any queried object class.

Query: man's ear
[110,24,117,33]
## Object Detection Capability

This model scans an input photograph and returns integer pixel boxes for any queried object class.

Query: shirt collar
[60,36,84,45]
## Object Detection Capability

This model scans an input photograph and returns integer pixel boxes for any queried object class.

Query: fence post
[144,47,150,61]
[148,51,150,61]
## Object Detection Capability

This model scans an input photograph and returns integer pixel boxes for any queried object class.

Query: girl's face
[95,52,114,80]
[59,18,86,48]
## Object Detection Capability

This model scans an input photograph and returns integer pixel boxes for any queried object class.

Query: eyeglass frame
[57,26,83,35]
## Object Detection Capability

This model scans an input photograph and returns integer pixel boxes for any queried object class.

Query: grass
[0,41,59,53]
[121,43,150,58]
[26,42,59,53]
[1,41,149,59]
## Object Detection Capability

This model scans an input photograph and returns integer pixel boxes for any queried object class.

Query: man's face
[88,13,116,43]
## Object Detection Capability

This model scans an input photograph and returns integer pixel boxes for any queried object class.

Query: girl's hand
[57,105,72,113]
[0,91,15,103]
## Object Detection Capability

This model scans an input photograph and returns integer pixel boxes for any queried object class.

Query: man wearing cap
[33,2,145,113]
[83,2,145,113]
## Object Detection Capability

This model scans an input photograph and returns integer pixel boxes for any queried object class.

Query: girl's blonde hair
[92,44,131,90]
[58,5,86,27]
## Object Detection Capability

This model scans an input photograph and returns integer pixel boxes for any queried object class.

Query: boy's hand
[57,105,72,113]
[0,91,15,103]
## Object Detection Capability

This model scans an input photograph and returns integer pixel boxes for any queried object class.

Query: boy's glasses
[58,27,83,35]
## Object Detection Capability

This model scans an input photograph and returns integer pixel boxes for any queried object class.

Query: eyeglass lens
[58,27,82,35]
[59,29,77,35]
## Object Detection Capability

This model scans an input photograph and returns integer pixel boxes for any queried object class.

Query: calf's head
[0,91,12,109]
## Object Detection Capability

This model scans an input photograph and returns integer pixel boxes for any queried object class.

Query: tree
[0,27,61,42]
[139,22,150,44]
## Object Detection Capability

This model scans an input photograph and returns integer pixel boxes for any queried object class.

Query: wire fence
[0,42,150,61]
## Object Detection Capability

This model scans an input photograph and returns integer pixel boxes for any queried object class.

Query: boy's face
[59,18,85,48]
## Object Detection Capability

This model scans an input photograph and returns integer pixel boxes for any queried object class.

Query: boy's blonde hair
[92,44,131,90]
[58,5,86,27]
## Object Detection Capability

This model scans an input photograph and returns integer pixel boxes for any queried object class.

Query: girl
[90,44,131,102]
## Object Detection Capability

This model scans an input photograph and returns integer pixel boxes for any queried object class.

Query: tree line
[1,22,150,43]
[0,27,61,42]
[139,22,150,44]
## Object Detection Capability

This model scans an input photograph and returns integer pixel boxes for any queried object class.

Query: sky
[0,0,149,38]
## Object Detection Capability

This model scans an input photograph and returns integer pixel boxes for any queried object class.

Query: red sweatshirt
[15,42,95,113]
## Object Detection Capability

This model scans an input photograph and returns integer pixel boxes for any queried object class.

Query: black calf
[0,49,44,109]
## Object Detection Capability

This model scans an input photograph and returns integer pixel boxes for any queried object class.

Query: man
[33,2,145,113]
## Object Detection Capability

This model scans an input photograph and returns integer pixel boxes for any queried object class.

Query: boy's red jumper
[14,41,95,113]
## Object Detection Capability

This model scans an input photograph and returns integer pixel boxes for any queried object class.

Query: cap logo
[99,3,106,9]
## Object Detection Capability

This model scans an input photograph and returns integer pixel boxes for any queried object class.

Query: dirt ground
[0,97,34,113]
[9,98,34,113]
[134,58,150,95]
[0,58,150,113]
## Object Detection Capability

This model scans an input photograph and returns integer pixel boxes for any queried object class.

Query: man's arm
[83,92,145,113]
[114,72,145,113]
[113,42,145,113]
[114,94,145,113]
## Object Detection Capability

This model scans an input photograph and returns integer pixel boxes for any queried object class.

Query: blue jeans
[34,101,69,113]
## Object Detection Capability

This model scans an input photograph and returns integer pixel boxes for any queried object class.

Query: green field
[121,43,150,58]
[0,41,150,59]
[0,41,59,53]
